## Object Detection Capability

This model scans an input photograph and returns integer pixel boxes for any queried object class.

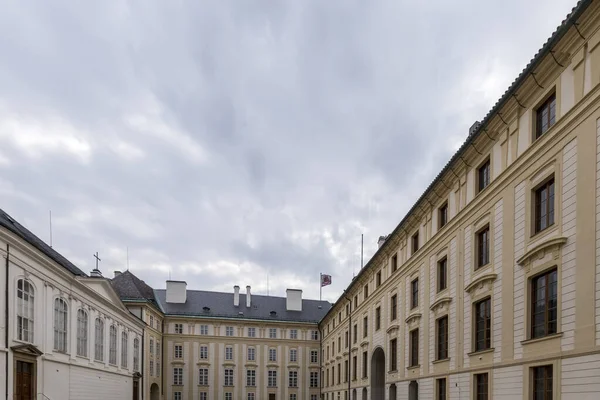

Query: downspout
[141,326,145,400]
[5,244,10,400]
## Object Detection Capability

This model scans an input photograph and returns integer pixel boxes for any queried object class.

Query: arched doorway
[389,383,397,400]
[150,383,159,400]
[352,389,357,400]
[362,388,367,400]
[370,347,385,400]
[409,380,418,400]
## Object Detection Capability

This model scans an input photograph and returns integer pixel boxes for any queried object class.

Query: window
[288,371,298,387]
[174,323,183,334]
[247,369,256,386]
[362,351,368,378]
[363,316,368,338]
[248,327,256,337]
[199,368,209,385]
[438,258,448,292]
[133,338,140,371]
[149,360,154,376]
[532,365,553,400]
[200,324,208,335]
[94,318,104,362]
[345,331,349,348]
[477,159,491,194]
[310,371,319,387]
[436,316,448,360]
[339,312,342,323]
[173,367,183,385]
[224,368,234,386]
[290,329,298,339]
[536,93,556,139]
[391,254,398,273]
[269,348,277,362]
[225,394,232,400]
[109,325,117,365]
[268,370,277,387]
[474,298,491,351]
[534,178,555,234]
[156,341,160,359]
[439,202,448,229]
[76,309,88,357]
[53,298,68,352]
[200,393,207,400]
[376,271,382,288]
[149,339,154,356]
[337,362,341,384]
[174,392,182,400]
[389,338,397,371]
[344,359,349,382]
[225,326,234,336]
[333,340,336,355]
[531,269,558,338]
[311,395,318,400]
[290,349,297,362]
[390,294,397,321]
[16,279,34,343]
[269,328,277,339]
[476,225,490,269]
[375,307,381,330]
[248,346,256,361]
[353,324,357,343]
[225,346,233,360]
[247,394,255,400]
[412,231,419,253]
[200,345,208,359]
[290,395,297,400]
[121,332,128,368]
[311,330,319,340]
[411,278,419,309]
[474,373,488,400]
[156,361,160,377]
[174,344,183,359]
[409,329,419,367]
[149,315,154,327]
[354,295,358,309]
[364,284,369,299]
[352,356,357,380]
[311,349,318,363]
[437,378,447,400]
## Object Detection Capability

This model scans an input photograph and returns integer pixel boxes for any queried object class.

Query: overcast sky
[0,0,577,302]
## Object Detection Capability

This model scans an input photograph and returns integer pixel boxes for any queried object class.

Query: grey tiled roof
[111,270,157,303]
[154,289,331,323]
[0,208,86,276]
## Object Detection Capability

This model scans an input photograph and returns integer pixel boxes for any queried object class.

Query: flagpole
[319,273,322,301]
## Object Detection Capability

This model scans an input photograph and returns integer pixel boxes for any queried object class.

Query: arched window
[16,279,34,343]
[121,331,128,368]
[109,325,117,365]
[53,298,68,352]
[76,309,88,357]
[94,318,104,362]
[133,338,140,372]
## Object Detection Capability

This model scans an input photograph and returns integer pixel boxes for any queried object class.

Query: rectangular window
[200,393,207,400]
[290,329,298,339]
[364,284,369,299]
[174,344,182,359]
[310,371,319,387]
[225,346,233,360]
[474,373,488,400]
[94,318,104,362]
[174,323,183,334]
[474,298,491,351]
[534,178,555,234]
[149,360,154,376]
[439,202,448,229]
[225,394,232,400]
[200,345,208,359]
[288,371,298,387]
[476,225,490,269]
[391,254,398,273]
[436,316,448,360]
[199,368,209,386]
[376,271,382,288]
[536,93,556,139]
[438,257,448,292]
[311,349,318,363]
[375,307,381,331]
[290,395,297,400]
[248,327,256,337]
[248,347,255,361]
[173,367,183,385]
[290,349,297,362]
[345,331,349,348]
[174,392,182,400]
[437,378,447,400]
[268,370,277,387]
[337,362,341,384]
[269,348,277,362]
[149,339,154,356]
[532,365,553,400]
[354,295,358,309]
[247,394,255,400]
[225,326,234,337]
[269,328,277,339]
[200,325,208,335]
[224,368,234,386]
[412,231,419,254]
[353,324,357,343]
[352,356,357,380]
[362,351,368,378]
[345,359,349,382]
[363,316,368,338]
[311,330,319,340]
[53,298,68,353]
[76,309,88,357]
[157,361,160,377]
[338,336,341,352]
[531,269,558,338]
[390,338,397,371]
[247,369,256,386]
[409,329,419,367]
[391,294,398,321]
[478,158,491,193]
[411,278,419,309]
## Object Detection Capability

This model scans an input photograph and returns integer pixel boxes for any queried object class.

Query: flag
[320,274,332,287]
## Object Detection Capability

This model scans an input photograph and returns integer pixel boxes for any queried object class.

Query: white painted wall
[166,280,187,304]
[493,365,523,399]
[562,354,600,399]
[493,199,504,362]
[517,111,531,157]
[561,64,576,116]
[513,181,527,360]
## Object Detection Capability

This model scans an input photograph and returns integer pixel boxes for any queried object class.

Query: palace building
[320,0,600,399]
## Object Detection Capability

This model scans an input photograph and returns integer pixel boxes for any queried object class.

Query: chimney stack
[114,271,122,278]
[246,285,251,308]
[286,289,303,311]
[166,280,187,304]
[234,285,240,307]
[377,235,388,248]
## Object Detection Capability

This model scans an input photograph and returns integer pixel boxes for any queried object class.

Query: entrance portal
[150,383,159,400]
[15,361,33,400]
[409,380,419,400]
[370,347,385,400]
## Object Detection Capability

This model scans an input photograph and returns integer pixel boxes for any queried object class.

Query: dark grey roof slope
[155,289,331,323]
[111,270,157,303]
[0,208,86,276]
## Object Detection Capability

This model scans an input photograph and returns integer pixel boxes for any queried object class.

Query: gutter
[321,0,593,322]
[5,244,9,400]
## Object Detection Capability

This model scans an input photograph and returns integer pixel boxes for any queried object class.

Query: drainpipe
[5,244,10,400]
[141,325,145,400]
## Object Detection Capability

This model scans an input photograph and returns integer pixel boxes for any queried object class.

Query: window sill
[521,332,562,345]
[530,223,557,241]
[432,358,450,365]
[467,348,495,357]
[474,262,491,273]
[388,369,398,374]
[407,365,420,370]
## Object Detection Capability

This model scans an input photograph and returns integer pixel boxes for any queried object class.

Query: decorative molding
[386,324,400,335]
[429,297,452,315]
[405,312,422,330]
[464,273,498,296]
[516,236,567,269]
[360,340,369,348]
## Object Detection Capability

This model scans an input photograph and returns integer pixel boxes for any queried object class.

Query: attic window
[270,311,277,317]
[202,307,210,312]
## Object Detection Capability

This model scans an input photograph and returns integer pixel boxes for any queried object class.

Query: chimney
[114,270,122,278]
[286,289,303,311]
[166,280,187,304]
[234,285,240,307]
[469,121,481,136]
[90,268,103,278]
[377,235,387,248]
[246,285,251,308]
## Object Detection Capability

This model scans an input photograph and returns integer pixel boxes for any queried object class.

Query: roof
[111,270,158,303]
[0,208,87,276]
[322,0,593,320]
[154,289,331,324]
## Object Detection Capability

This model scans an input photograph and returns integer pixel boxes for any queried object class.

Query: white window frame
[109,325,117,365]
[200,325,208,335]
[173,367,183,385]
[225,346,233,360]
[133,338,140,371]
[94,318,104,362]
[290,329,298,339]
[53,298,68,352]
[121,331,128,368]
[269,348,277,362]
[200,345,208,359]
[268,370,277,387]
[76,309,88,357]
[269,328,277,339]
[248,327,256,337]
[248,347,256,361]
[290,348,297,363]
[289,370,298,387]
[199,368,209,386]
[246,369,256,386]
[16,279,34,343]
[225,326,234,337]
[224,368,234,386]
[174,344,183,359]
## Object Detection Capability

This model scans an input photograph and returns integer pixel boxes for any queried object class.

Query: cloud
[0,0,577,302]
